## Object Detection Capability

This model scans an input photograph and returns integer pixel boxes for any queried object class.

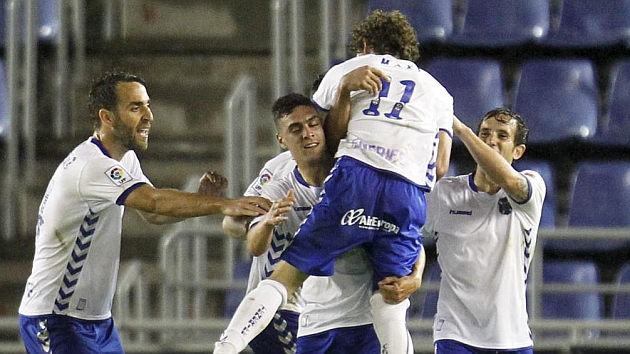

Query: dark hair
[477,108,529,145]
[349,9,420,62]
[271,93,315,130]
[88,70,147,130]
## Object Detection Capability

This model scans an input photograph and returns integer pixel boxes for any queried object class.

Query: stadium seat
[0,0,60,47]
[408,261,440,319]
[448,0,549,47]
[512,159,556,229]
[612,262,630,319]
[424,58,505,130]
[367,0,453,43]
[223,259,251,317]
[542,260,602,339]
[513,59,598,144]
[544,0,630,48]
[552,161,630,252]
[596,60,630,145]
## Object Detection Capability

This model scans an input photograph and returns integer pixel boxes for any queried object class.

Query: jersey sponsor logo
[346,138,404,163]
[449,209,472,216]
[340,208,400,233]
[105,165,133,186]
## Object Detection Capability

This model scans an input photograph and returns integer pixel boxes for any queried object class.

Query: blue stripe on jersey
[53,210,99,315]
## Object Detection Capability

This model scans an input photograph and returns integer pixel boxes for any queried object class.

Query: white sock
[216,279,287,353]
[370,293,413,354]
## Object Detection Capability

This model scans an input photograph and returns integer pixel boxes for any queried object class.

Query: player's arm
[222,216,253,241]
[453,116,529,202]
[324,65,389,155]
[377,246,426,304]
[124,184,271,224]
[247,190,295,256]
[436,129,453,180]
[138,171,231,224]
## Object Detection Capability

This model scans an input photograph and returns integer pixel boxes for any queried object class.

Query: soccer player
[424,109,545,354]
[214,9,453,354]
[17,71,270,354]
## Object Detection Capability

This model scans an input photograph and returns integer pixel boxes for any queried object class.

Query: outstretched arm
[247,189,295,256]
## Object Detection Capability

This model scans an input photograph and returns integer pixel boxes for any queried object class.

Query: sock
[215,279,288,353]
[370,292,413,354]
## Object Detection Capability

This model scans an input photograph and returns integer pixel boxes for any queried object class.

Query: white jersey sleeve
[312,54,454,190]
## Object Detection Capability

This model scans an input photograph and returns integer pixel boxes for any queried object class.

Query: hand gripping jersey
[423,171,546,349]
[19,137,151,320]
[312,54,453,191]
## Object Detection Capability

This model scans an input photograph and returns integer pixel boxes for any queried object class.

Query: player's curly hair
[349,9,420,62]
[478,108,530,146]
[88,70,147,130]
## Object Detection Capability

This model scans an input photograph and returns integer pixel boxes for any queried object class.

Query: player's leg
[20,315,124,354]
[214,262,307,354]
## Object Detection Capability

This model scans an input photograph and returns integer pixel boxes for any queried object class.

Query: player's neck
[93,132,127,161]
[473,167,501,195]
[297,156,334,187]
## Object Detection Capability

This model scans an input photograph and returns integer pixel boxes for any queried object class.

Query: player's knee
[259,279,289,307]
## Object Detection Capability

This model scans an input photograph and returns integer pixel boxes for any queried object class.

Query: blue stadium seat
[408,261,440,319]
[425,58,505,130]
[596,60,630,145]
[512,159,556,229]
[553,161,630,252]
[0,0,59,47]
[367,0,453,43]
[223,259,251,318]
[612,262,630,319]
[544,0,630,48]
[542,261,602,339]
[513,59,598,144]
[448,0,549,47]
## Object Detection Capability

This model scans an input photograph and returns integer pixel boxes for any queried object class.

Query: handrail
[3,0,20,241]
[224,73,258,278]
[114,260,149,344]
[271,0,305,99]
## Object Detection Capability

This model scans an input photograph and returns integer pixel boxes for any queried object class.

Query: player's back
[312,54,453,189]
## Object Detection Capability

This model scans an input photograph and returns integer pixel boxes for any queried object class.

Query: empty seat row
[448,159,630,253]
[413,260,630,323]
[367,0,630,48]
[424,57,630,145]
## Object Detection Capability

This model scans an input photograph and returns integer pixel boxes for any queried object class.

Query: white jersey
[312,54,453,190]
[19,137,151,320]
[244,150,296,197]
[423,172,545,349]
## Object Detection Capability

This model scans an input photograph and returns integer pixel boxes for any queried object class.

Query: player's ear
[99,109,115,127]
[512,144,526,160]
[276,134,287,150]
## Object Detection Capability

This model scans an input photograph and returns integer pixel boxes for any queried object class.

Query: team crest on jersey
[105,165,133,186]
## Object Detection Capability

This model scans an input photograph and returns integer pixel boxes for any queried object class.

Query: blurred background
[1,0,630,353]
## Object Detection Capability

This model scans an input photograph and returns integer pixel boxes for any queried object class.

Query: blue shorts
[282,157,425,287]
[296,324,379,354]
[249,310,299,354]
[19,314,124,354]
[435,339,534,354]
